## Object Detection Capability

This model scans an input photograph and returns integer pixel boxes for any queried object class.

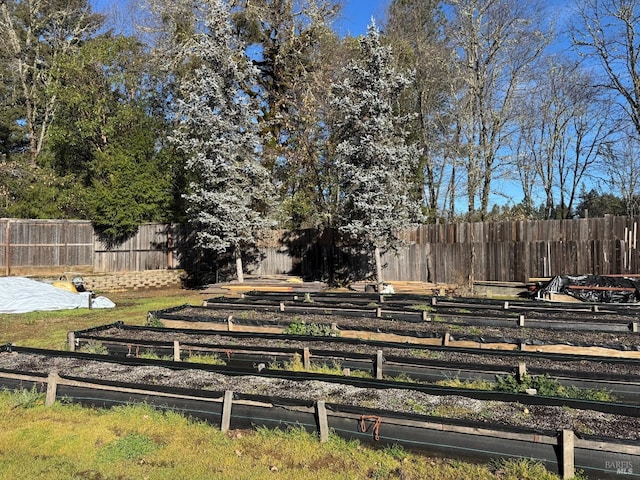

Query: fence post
[4,220,10,276]
[375,350,384,380]
[166,225,173,269]
[67,331,76,352]
[316,400,329,443]
[46,372,59,407]
[561,429,575,480]
[517,362,527,381]
[173,341,181,361]
[221,390,234,433]
[303,348,311,370]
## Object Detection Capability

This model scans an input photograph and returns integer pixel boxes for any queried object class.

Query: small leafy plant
[495,373,614,401]
[145,313,164,328]
[270,353,369,377]
[409,349,442,360]
[410,304,435,312]
[138,351,173,361]
[436,376,494,391]
[284,321,338,337]
[10,385,45,409]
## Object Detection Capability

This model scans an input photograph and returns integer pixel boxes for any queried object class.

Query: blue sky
[335,0,389,37]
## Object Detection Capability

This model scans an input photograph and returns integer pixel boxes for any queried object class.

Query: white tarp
[0,277,115,314]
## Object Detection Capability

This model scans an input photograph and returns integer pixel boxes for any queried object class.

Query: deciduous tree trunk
[236,253,244,284]
[374,246,383,293]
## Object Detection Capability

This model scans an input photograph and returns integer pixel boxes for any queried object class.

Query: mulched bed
[1,351,639,441]
[90,326,640,377]
[155,305,640,349]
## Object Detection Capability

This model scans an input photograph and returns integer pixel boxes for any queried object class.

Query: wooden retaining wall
[1,216,639,283]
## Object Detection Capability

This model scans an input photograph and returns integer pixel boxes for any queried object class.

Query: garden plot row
[203,293,640,334]
[239,290,640,314]
[150,303,640,359]
[0,345,638,480]
[72,323,640,404]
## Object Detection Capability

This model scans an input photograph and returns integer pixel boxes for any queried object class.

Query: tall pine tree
[331,20,422,291]
[171,0,273,283]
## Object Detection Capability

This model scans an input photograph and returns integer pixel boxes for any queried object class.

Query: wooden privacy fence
[383,215,640,283]
[257,216,640,283]
[0,219,177,276]
[1,216,639,283]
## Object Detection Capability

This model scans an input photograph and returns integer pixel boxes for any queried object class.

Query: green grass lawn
[0,287,574,480]
[0,391,564,480]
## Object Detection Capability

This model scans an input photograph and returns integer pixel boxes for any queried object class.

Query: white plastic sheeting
[0,277,115,314]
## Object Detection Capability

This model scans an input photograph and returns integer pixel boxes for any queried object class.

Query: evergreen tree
[575,188,626,218]
[330,20,422,291]
[171,0,274,283]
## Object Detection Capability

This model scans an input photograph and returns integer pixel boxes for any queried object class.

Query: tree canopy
[170,0,274,282]
[2,0,640,279]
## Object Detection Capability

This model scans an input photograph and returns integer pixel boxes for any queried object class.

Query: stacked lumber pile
[199,275,326,296]
[348,280,457,296]
[200,277,457,297]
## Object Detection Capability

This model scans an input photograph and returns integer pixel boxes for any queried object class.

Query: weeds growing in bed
[496,373,614,402]
[284,321,339,337]
[270,353,371,377]
[186,353,226,365]
[78,340,108,355]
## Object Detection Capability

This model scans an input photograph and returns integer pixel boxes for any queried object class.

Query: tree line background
[2,0,640,241]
